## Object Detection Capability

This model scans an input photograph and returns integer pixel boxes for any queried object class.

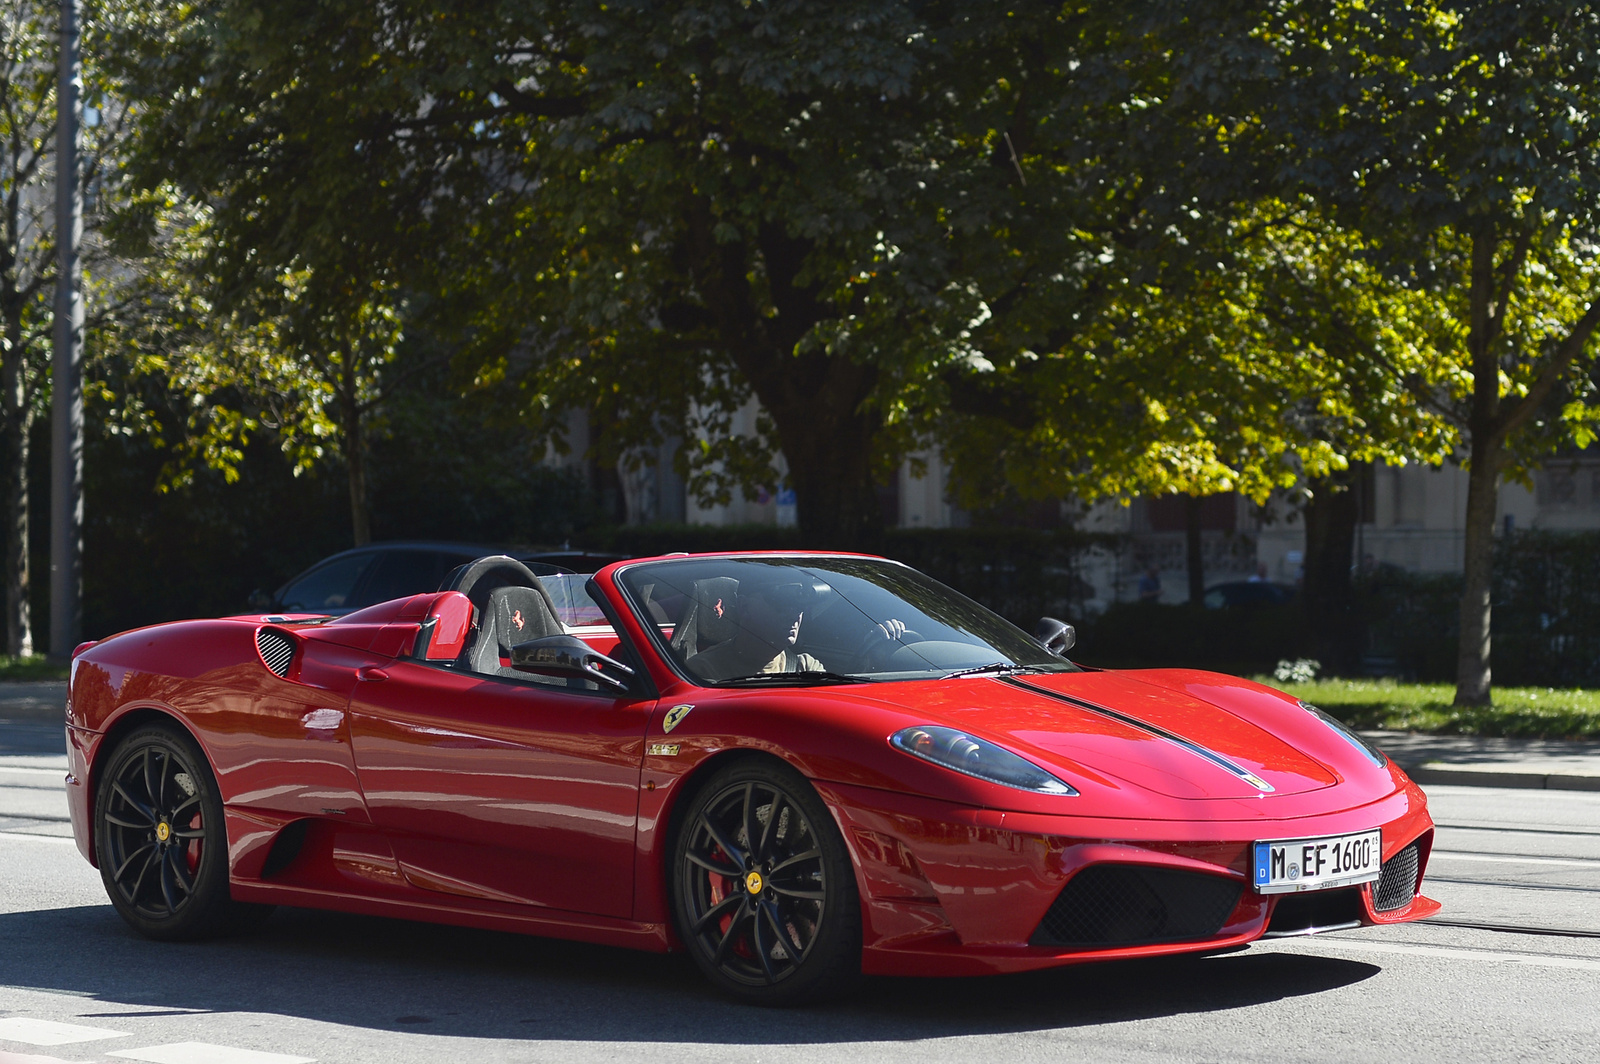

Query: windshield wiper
[717,670,871,687]
[941,662,1044,680]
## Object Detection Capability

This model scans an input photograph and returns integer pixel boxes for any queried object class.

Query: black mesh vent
[1374,842,1420,912]
[256,629,295,678]
[1031,864,1243,948]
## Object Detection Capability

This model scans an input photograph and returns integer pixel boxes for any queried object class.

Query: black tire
[93,723,270,940]
[669,758,861,1005]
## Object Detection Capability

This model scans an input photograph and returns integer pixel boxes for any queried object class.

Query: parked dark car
[253,542,628,617]
[1202,580,1297,610]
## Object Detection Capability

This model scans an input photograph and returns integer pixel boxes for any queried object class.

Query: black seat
[469,584,565,676]
[669,576,740,666]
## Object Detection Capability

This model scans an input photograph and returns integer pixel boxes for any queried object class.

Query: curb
[1408,764,1600,793]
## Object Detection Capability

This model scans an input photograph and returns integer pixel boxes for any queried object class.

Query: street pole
[50,0,83,659]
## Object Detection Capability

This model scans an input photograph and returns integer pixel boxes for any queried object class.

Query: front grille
[1374,842,1421,911]
[256,628,295,678]
[1031,864,1243,948]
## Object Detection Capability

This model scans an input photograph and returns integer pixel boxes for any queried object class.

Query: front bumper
[817,779,1438,977]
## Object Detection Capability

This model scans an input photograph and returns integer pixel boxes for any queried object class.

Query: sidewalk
[1362,730,1600,792]
[0,681,66,720]
[0,682,67,761]
[4,683,1599,790]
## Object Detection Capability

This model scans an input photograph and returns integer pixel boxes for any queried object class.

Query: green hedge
[595,524,1119,628]
[1074,601,1309,675]
[597,525,1600,684]
[1354,531,1600,686]
[79,496,1600,685]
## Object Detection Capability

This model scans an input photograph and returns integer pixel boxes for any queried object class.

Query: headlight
[890,725,1078,796]
[1299,700,1388,768]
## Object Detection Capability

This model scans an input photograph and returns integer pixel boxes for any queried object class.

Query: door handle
[356,666,389,682]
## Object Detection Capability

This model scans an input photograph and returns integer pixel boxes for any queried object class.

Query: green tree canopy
[1243,0,1600,704]
[112,0,1395,547]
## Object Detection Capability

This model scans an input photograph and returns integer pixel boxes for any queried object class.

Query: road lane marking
[1437,822,1600,838]
[0,1050,94,1064]
[109,1044,314,1064]
[0,1017,127,1045]
[1427,876,1600,894]
[1423,918,1600,939]
[1430,850,1600,867]
[1262,937,1600,972]
[0,832,75,845]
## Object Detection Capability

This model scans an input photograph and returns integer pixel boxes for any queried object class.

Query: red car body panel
[65,553,1440,977]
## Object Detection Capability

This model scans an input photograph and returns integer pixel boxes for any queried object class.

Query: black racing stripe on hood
[997,676,1276,793]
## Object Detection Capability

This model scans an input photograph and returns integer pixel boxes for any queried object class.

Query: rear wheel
[94,723,268,939]
[670,759,861,1005]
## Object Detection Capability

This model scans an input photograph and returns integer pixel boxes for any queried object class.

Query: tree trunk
[1454,228,1502,707]
[338,369,371,546]
[769,395,883,549]
[1184,494,1204,604]
[1302,466,1363,672]
[688,211,887,549]
[1,351,30,657]
[1455,435,1502,706]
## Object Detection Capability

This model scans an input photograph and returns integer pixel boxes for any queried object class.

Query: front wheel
[93,723,269,940]
[670,759,861,1005]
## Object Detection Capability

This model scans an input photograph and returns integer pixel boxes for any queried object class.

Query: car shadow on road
[0,903,1379,1043]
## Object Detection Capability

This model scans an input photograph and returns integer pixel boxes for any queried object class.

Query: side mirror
[510,634,636,691]
[1034,616,1075,656]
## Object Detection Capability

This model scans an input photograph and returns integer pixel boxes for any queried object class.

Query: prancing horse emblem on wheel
[155,822,171,842]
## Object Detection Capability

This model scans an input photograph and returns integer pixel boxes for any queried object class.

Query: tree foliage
[110,0,1429,546]
[0,0,132,654]
[88,0,1600,705]
[1240,0,1600,703]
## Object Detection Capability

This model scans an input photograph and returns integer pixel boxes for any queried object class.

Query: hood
[842,669,1349,801]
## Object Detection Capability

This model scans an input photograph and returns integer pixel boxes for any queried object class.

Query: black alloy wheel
[94,724,268,940]
[671,759,860,1005]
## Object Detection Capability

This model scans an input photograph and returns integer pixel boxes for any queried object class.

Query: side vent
[256,628,296,678]
[1374,841,1421,912]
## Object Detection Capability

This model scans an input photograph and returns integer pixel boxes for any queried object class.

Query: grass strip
[1255,677,1600,740]
[0,656,70,682]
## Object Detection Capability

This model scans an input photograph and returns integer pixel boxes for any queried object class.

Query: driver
[686,575,906,681]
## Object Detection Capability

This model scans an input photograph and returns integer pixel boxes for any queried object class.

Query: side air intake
[256,628,295,678]
[1373,841,1421,912]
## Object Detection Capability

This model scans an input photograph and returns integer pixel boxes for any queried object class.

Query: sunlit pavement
[4,707,1599,1064]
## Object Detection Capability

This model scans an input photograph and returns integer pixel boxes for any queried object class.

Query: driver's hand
[877,618,907,642]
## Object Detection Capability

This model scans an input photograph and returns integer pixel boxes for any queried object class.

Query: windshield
[616,556,1076,685]
[538,573,610,627]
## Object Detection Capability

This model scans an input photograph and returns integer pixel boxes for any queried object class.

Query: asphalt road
[3,724,1598,1064]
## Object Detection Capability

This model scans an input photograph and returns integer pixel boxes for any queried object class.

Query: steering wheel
[855,621,923,671]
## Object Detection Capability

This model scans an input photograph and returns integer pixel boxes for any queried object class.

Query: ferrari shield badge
[662,704,694,733]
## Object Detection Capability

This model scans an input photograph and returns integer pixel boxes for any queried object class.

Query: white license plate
[1253,829,1382,894]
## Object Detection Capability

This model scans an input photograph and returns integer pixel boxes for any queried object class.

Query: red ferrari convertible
[64,552,1439,1004]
